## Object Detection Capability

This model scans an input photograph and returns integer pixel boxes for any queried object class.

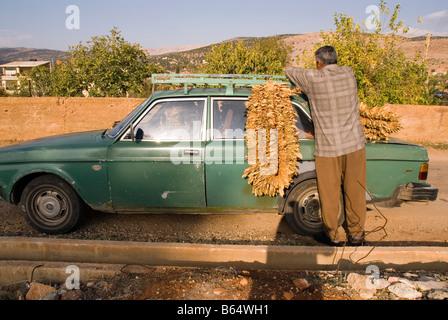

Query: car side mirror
[136,128,144,141]
[128,123,144,142]
[129,123,144,142]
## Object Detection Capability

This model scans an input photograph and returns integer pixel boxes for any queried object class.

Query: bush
[0,86,9,97]
[203,37,291,75]
[297,1,432,107]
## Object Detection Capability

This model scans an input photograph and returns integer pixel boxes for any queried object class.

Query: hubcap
[299,192,322,223]
[35,191,66,220]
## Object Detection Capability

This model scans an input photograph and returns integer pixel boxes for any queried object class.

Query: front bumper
[397,183,439,202]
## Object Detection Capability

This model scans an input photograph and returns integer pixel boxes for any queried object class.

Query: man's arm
[285,66,310,94]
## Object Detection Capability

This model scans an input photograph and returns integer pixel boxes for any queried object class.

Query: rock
[399,278,416,289]
[414,280,448,292]
[213,288,226,296]
[418,275,437,282]
[427,290,448,300]
[404,272,418,278]
[388,283,422,300]
[388,277,400,284]
[347,273,376,299]
[347,273,365,290]
[347,273,376,292]
[25,282,56,300]
[293,278,310,291]
[359,289,375,300]
[372,278,391,290]
[239,278,249,286]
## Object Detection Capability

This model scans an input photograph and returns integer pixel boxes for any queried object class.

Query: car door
[205,97,278,209]
[107,97,207,211]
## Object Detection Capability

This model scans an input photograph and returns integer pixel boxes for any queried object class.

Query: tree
[46,28,155,97]
[0,86,9,97]
[203,37,291,75]
[28,65,53,97]
[297,1,432,107]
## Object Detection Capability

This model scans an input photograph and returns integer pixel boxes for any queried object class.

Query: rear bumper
[397,183,439,202]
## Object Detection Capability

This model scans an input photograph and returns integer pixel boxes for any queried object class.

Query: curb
[1,237,447,274]
[0,260,122,287]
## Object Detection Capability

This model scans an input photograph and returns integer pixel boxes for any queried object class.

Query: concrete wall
[0,97,145,144]
[0,97,446,145]
[385,104,448,145]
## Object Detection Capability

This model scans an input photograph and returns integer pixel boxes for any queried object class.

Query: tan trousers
[315,148,367,241]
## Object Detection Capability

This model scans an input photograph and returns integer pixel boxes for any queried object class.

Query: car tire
[284,179,344,236]
[20,175,84,234]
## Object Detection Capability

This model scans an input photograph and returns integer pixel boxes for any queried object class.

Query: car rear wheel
[20,175,83,234]
[284,179,344,236]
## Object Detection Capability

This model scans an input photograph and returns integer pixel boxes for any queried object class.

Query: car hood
[0,130,112,164]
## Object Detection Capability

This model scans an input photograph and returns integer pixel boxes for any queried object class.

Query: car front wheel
[284,179,344,236]
[20,175,83,234]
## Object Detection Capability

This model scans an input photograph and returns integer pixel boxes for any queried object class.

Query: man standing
[285,46,367,246]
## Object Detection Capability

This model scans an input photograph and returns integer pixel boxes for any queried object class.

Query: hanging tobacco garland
[242,80,302,197]
[359,103,401,142]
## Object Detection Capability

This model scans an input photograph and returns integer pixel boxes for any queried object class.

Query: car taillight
[419,163,429,181]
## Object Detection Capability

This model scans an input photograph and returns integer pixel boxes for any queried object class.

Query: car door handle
[184,149,200,156]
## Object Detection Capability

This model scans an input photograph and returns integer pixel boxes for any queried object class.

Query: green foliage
[24,28,164,97]
[0,86,9,97]
[12,74,33,97]
[28,66,53,97]
[62,28,153,97]
[203,37,291,75]
[297,1,433,107]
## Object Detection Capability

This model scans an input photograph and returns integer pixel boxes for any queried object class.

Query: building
[0,60,51,93]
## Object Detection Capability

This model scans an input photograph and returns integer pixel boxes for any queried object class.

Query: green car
[0,74,439,235]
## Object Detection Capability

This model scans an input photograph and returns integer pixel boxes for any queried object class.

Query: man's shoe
[348,232,366,246]
[313,232,342,247]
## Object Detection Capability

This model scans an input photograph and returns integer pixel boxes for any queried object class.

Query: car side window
[213,99,246,140]
[292,103,314,139]
[133,99,205,141]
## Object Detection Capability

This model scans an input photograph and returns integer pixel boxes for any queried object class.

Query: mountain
[147,34,302,73]
[0,48,66,65]
[147,32,448,74]
[1,33,446,74]
[146,44,210,56]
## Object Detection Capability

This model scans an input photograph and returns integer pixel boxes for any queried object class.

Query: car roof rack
[151,73,291,95]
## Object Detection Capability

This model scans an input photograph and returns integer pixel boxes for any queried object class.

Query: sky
[0,0,447,51]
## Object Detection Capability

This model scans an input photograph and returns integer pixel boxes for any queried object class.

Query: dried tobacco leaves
[359,103,401,142]
[242,80,302,197]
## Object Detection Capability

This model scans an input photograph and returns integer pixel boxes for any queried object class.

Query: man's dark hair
[315,46,338,65]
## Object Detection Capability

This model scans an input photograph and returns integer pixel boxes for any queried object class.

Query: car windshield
[106,98,151,138]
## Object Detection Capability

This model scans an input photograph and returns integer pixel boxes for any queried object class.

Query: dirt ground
[0,149,446,246]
